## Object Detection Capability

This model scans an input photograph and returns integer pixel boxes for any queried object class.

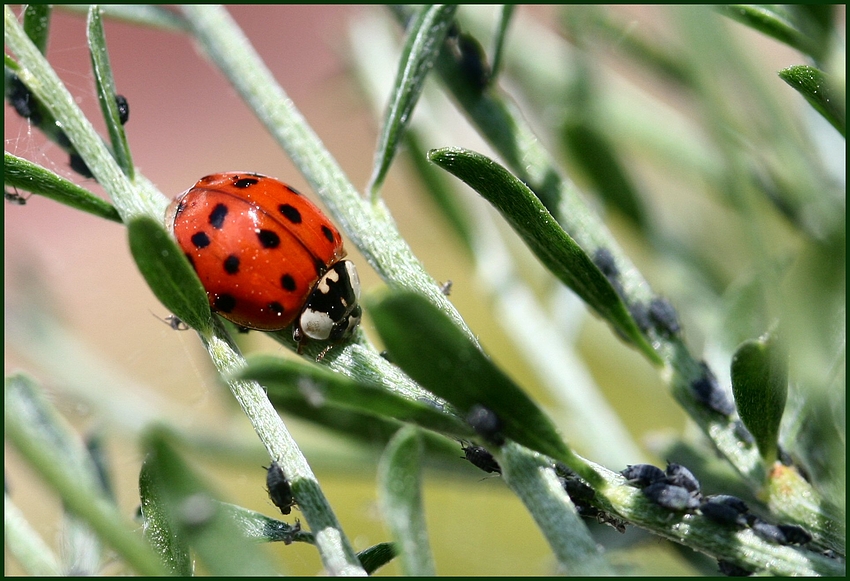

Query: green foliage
[127,216,213,335]
[779,64,845,136]
[4,5,844,576]
[731,331,788,463]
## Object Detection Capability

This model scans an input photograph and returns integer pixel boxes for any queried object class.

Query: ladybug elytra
[166,172,361,349]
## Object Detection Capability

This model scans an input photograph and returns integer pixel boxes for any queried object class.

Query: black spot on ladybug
[717,559,753,577]
[265,462,296,516]
[114,94,129,125]
[233,177,259,188]
[691,362,735,416]
[268,302,284,315]
[191,232,211,249]
[281,274,297,292]
[642,481,699,512]
[223,255,240,274]
[209,203,228,229]
[214,293,237,313]
[621,464,665,488]
[466,404,504,445]
[278,204,302,224]
[321,225,335,244]
[460,441,501,475]
[257,229,281,249]
[313,258,326,277]
[69,153,93,178]
[648,297,680,336]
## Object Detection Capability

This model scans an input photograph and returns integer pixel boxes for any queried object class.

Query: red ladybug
[166,172,361,348]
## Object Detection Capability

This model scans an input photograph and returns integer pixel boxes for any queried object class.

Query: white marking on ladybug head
[317,268,340,294]
[300,308,334,341]
[345,261,361,300]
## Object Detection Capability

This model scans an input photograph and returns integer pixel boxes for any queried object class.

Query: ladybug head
[294,260,361,346]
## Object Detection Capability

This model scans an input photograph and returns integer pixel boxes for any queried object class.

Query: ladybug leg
[293,326,307,354]
[315,345,333,362]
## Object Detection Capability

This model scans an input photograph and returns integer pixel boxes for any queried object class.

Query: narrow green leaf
[719,5,821,62]
[140,427,278,575]
[236,355,473,440]
[356,542,398,575]
[215,502,313,545]
[730,332,788,463]
[778,65,845,137]
[378,427,434,576]
[369,290,584,475]
[499,443,611,575]
[87,6,134,179]
[368,4,458,198]
[4,153,122,222]
[5,373,167,576]
[127,216,212,335]
[138,454,191,575]
[428,147,660,364]
[22,5,50,55]
[489,5,515,82]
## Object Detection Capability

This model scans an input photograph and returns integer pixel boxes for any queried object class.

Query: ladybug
[166,172,361,349]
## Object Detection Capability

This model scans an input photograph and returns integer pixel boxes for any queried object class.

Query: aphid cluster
[591,247,683,342]
[620,461,813,552]
[622,461,705,513]
[6,73,129,179]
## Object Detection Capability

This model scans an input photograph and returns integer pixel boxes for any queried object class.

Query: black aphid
[700,495,749,528]
[266,462,297,516]
[621,464,665,488]
[460,442,501,475]
[642,481,700,512]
